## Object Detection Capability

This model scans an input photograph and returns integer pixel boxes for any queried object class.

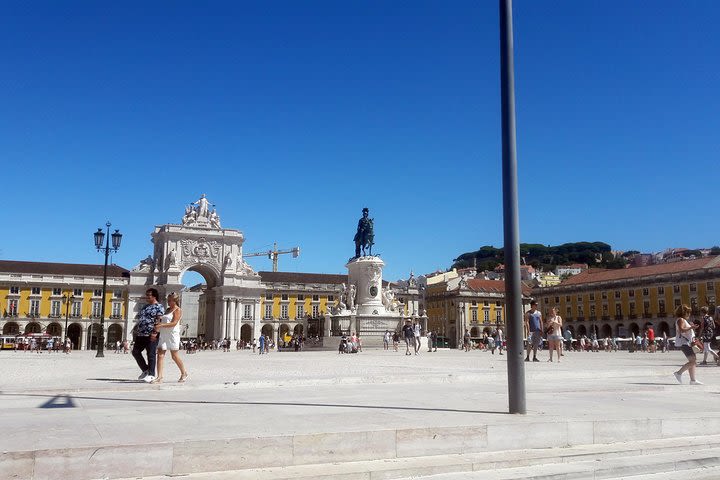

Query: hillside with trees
[452,242,628,272]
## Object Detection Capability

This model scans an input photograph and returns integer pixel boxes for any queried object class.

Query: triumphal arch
[128,195,263,340]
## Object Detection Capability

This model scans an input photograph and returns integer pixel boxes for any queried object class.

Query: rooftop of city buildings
[0,260,129,278]
[558,256,720,287]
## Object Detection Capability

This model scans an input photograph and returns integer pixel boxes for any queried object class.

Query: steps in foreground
[119,436,720,480]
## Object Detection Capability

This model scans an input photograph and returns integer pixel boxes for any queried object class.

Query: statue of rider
[353,207,374,257]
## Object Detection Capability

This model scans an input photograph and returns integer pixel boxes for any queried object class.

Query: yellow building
[0,260,129,349]
[258,271,346,342]
[533,256,720,338]
[426,276,531,347]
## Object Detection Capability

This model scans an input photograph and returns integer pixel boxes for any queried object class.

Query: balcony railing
[576,316,585,321]
[589,316,597,322]
[657,312,667,318]
[629,314,638,319]
[601,316,610,321]
[614,315,624,320]
[109,314,123,319]
[48,314,62,318]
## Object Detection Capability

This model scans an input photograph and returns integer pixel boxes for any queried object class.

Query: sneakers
[532,357,540,362]
[673,372,682,384]
[138,371,148,380]
[690,380,704,385]
[524,357,530,362]
[144,375,156,383]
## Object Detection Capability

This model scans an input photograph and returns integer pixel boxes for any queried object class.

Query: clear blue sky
[2,1,718,282]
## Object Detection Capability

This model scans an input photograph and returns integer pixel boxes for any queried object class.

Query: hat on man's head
[362,207,369,213]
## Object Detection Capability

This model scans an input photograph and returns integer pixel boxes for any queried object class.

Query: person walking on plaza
[427,330,435,352]
[699,306,719,365]
[392,331,399,351]
[496,327,504,355]
[383,330,390,350]
[413,321,421,354]
[673,304,702,385]
[463,329,471,352]
[545,307,563,362]
[402,319,415,355]
[132,288,164,383]
[258,334,265,354]
[524,300,542,362]
[152,292,188,384]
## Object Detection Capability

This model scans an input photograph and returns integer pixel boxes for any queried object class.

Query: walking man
[524,300,542,362]
[132,288,164,383]
[413,321,421,354]
[700,306,719,365]
[402,319,415,356]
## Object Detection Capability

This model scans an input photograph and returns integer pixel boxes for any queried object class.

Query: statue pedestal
[346,256,385,316]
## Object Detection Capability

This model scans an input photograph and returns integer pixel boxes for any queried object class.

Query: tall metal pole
[500,0,526,414]
[96,222,110,358]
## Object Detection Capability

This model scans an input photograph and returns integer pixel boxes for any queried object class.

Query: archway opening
[240,324,252,342]
[25,322,41,334]
[616,323,625,337]
[601,324,612,338]
[629,323,640,337]
[47,322,62,337]
[261,324,274,339]
[293,324,304,336]
[658,321,670,337]
[3,322,19,335]
[180,266,220,341]
[107,324,123,345]
[87,323,101,350]
[470,326,480,337]
[577,325,587,336]
[67,323,82,349]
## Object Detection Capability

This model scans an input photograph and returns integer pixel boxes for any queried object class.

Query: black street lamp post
[62,293,76,344]
[93,222,122,358]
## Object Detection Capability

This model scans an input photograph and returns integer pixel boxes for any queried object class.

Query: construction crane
[244,242,300,272]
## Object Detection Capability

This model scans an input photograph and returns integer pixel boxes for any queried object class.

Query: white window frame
[112,302,122,317]
[8,299,18,316]
[264,304,273,319]
[244,304,252,319]
[296,305,304,319]
[51,300,61,317]
[30,300,40,316]
[92,301,102,317]
[281,304,289,319]
[71,301,82,317]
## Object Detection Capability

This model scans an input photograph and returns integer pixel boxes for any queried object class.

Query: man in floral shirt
[132,288,164,383]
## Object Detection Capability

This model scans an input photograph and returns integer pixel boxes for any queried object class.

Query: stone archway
[566,325,575,337]
[261,324,274,338]
[25,322,41,334]
[107,324,123,345]
[67,323,82,350]
[47,322,62,337]
[128,196,264,342]
[88,323,101,350]
[629,323,640,337]
[3,322,19,335]
[601,324,612,338]
[240,324,252,342]
[658,321,670,337]
[293,324,304,336]
[577,325,587,336]
[470,326,480,337]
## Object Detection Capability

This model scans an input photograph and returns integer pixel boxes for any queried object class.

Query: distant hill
[452,242,627,272]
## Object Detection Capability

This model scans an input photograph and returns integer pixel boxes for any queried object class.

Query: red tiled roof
[0,260,129,278]
[467,278,532,296]
[559,257,720,286]
[259,271,347,285]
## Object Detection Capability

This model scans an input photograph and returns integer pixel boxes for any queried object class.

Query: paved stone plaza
[3,348,720,479]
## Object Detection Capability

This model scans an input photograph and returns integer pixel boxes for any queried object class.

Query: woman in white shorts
[545,307,563,363]
[153,292,188,384]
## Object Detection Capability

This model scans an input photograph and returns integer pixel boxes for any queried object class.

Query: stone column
[253,300,261,341]
[228,299,236,341]
[220,298,227,340]
[236,301,243,340]
[81,325,88,350]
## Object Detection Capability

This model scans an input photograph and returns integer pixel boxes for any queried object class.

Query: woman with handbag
[152,292,188,384]
[673,304,702,385]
